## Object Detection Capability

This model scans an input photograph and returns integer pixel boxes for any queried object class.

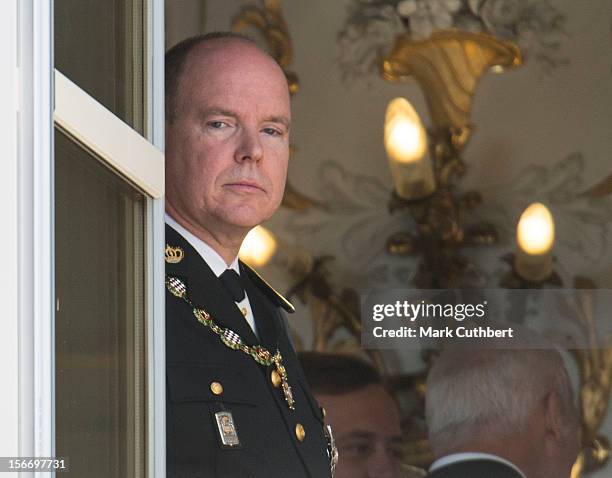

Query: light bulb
[384,97,427,164]
[239,226,278,267]
[517,203,555,255]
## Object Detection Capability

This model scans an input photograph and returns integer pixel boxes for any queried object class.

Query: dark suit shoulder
[427,459,523,478]
[240,261,295,314]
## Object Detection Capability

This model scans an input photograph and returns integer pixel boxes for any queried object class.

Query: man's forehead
[189,40,242,65]
[186,39,284,80]
[179,42,290,107]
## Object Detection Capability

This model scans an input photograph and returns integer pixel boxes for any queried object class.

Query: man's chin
[218,205,276,228]
[220,214,273,233]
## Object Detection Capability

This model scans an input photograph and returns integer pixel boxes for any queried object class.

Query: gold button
[241,307,248,317]
[295,423,305,442]
[271,370,282,388]
[210,381,223,395]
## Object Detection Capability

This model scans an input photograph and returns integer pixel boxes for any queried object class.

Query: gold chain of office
[166,275,295,410]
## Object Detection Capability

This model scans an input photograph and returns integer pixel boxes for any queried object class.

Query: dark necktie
[219,269,245,303]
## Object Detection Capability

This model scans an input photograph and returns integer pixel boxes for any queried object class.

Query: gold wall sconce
[383,94,499,288]
[381,31,522,288]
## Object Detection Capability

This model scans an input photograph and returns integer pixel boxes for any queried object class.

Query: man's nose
[235,127,263,163]
[366,449,399,478]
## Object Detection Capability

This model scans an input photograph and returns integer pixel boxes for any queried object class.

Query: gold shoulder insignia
[241,262,295,313]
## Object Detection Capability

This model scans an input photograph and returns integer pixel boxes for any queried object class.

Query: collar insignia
[165,244,184,264]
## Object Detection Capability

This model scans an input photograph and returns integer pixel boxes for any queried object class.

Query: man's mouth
[224,181,265,193]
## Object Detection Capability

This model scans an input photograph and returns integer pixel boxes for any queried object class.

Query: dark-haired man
[300,352,404,478]
[164,33,331,477]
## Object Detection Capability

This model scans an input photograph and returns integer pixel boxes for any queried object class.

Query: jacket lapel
[240,261,279,352]
[166,224,259,347]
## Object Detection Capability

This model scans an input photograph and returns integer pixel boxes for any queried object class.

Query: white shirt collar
[165,214,259,336]
[430,452,526,478]
[165,214,240,277]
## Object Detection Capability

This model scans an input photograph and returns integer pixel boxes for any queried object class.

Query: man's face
[316,384,403,478]
[165,40,291,239]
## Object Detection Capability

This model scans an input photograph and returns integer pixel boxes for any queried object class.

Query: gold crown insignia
[165,245,184,264]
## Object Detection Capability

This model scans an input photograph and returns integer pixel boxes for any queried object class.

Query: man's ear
[543,391,564,440]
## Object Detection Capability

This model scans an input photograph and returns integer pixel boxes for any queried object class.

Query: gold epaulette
[240,262,295,314]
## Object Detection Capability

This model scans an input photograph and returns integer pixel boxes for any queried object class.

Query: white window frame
[0,0,21,462]
[17,1,56,470]
[53,71,164,198]
[147,2,167,475]
[2,0,166,476]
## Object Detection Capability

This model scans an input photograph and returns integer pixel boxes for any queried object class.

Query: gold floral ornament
[338,0,566,83]
[382,30,521,150]
[563,277,612,477]
[232,0,298,95]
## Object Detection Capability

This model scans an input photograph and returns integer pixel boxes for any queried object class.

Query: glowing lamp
[384,97,435,199]
[515,202,555,281]
[239,226,278,268]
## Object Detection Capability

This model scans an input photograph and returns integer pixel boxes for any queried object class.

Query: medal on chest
[167,274,296,410]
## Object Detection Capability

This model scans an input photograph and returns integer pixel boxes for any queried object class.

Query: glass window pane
[54,0,145,133]
[55,129,147,477]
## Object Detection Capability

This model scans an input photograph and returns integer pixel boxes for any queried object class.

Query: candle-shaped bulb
[517,203,555,255]
[383,97,435,199]
[384,97,427,163]
[239,226,278,268]
[515,202,555,282]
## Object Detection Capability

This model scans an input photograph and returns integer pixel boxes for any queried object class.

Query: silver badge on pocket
[215,411,240,447]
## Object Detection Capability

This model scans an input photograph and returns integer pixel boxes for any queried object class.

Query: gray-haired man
[425,347,580,478]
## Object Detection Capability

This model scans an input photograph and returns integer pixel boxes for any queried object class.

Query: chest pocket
[166,363,264,476]
[167,362,260,406]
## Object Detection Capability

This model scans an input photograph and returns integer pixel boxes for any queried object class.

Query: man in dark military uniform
[164,32,333,477]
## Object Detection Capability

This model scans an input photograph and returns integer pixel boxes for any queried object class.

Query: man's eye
[207,121,227,129]
[340,442,373,458]
[388,443,403,460]
[262,127,282,136]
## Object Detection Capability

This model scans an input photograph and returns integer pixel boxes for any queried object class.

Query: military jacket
[165,224,331,477]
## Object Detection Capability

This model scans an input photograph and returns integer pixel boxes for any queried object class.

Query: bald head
[165,32,288,124]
